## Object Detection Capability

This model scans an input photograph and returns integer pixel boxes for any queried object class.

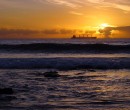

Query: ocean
[0,38,130,110]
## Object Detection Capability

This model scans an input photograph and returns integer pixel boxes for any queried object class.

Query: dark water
[0,69,130,110]
[0,43,130,53]
[0,39,129,70]
[0,38,130,109]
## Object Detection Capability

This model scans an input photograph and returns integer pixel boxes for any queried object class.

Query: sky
[0,0,130,38]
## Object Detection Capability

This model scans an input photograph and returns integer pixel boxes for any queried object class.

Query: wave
[0,58,130,69]
[0,43,130,53]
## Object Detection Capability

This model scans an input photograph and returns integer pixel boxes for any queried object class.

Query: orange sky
[0,0,130,38]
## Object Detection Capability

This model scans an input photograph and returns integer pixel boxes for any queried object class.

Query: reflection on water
[0,53,129,58]
[0,69,130,110]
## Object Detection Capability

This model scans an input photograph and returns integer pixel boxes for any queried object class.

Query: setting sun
[99,23,110,29]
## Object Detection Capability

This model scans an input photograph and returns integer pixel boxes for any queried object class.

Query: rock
[0,88,14,95]
[43,71,60,78]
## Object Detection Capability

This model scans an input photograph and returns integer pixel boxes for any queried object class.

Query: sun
[99,23,110,29]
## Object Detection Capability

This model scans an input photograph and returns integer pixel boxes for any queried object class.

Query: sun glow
[99,23,110,29]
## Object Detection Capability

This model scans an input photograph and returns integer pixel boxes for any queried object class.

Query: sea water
[0,38,130,110]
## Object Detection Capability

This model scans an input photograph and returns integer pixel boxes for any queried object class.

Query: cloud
[0,28,38,35]
[69,11,83,16]
[104,0,130,6]
[115,26,130,31]
[1,27,130,39]
[95,0,130,11]
[99,26,130,38]
[41,29,82,34]
[0,0,43,10]
[45,0,80,8]
[0,28,84,38]
[99,27,114,38]
[1,0,130,12]
[45,0,130,11]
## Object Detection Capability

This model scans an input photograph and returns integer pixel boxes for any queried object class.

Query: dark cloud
[0,28,84,38]
[99,26,130,38]
[115,26,130,31]
[0,28,80,35]
[41,29,82,34]
[41,29,60,34]
[1,26,130,39]
[60,29,77,34]
[0,28,38,35]
[99,27,114,38]
[85,30,96,34]
[41,29,77,34]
